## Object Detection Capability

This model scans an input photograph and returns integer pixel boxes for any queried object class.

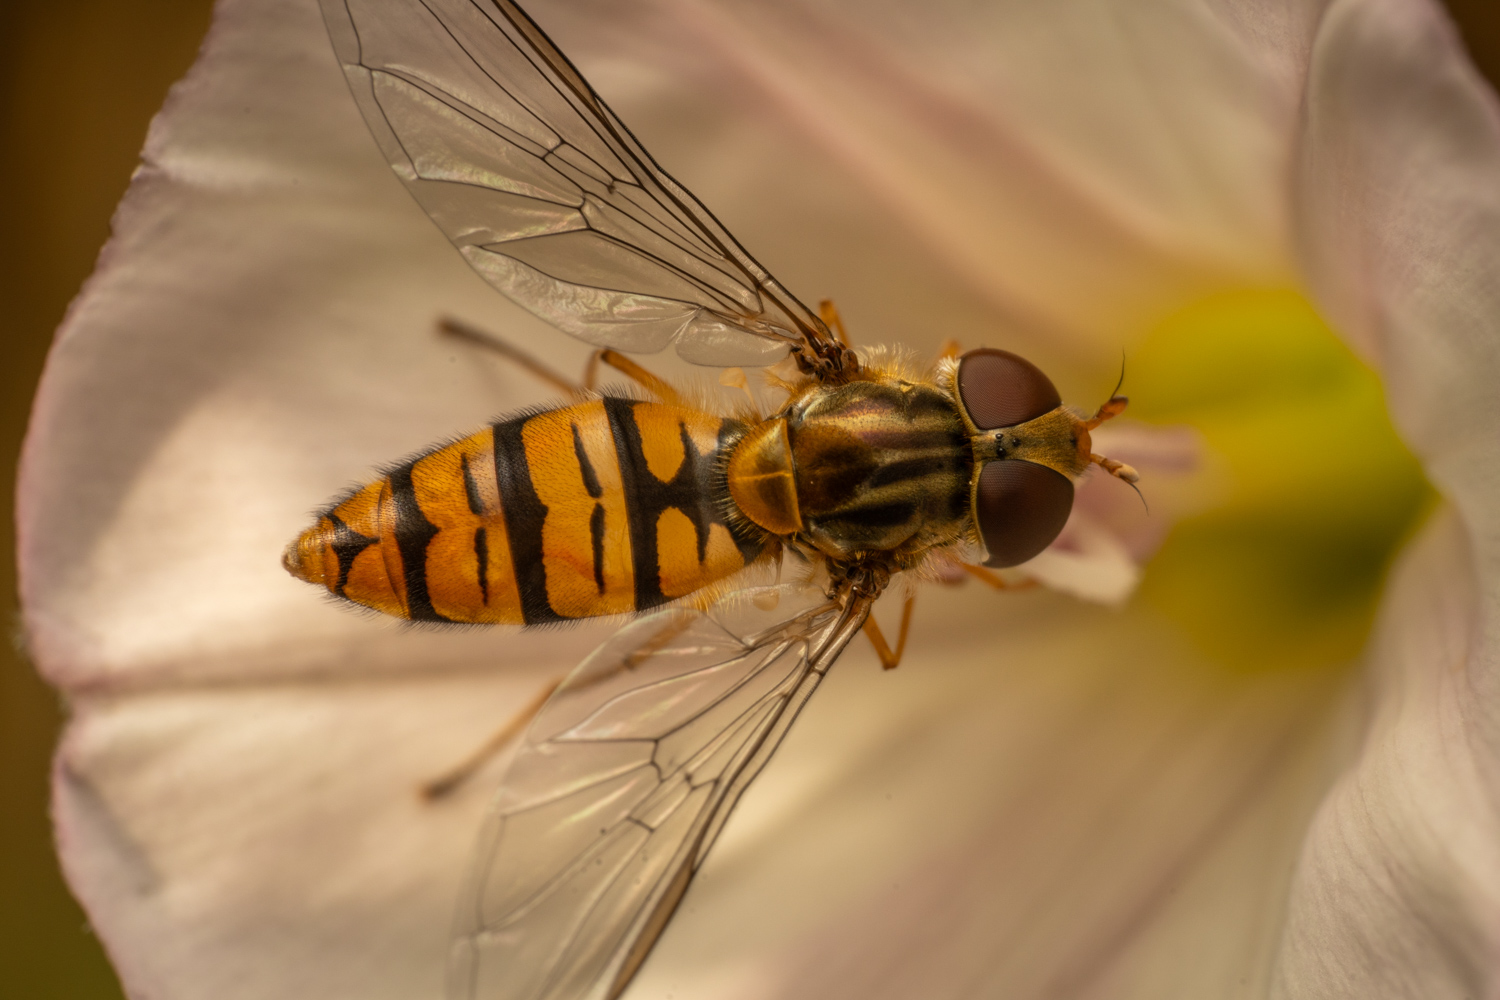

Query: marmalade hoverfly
[283,2,1140,998]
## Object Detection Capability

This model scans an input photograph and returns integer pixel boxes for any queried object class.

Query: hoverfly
[284,2,1140,998]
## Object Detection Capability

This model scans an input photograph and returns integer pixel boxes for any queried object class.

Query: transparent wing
[449,583,871,1000]
[319,0,832,366]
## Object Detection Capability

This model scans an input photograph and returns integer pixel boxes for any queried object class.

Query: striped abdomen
[285,398,762,624]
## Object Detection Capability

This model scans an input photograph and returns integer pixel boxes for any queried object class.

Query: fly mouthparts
[1090,453,1140,484]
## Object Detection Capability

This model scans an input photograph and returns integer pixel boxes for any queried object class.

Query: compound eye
[957,348,1062,429]
[975,460,1073,567]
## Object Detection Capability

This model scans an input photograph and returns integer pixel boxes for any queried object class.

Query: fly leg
[420,614,697,799]
[962,564,1039,591]
[863,593,915,670]
[718,366,762,419]
[820,302,961,366]
[440,316,584,396]
[421,677,561,800]
[819,299,852,347]
[583,348,686,406]
[440,316,683,405]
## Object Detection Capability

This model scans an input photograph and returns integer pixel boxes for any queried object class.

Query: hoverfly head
[954,348,1140,568]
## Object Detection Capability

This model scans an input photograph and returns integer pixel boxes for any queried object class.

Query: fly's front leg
[863,594,915,670]
[819,299,852,347]
[961,564,1038,591]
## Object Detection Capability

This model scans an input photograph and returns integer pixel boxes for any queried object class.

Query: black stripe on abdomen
[604,397,666,609]
[325,512,376,598]
[605,397,756,611]
[387,463,445,622]
[492,415,561,625]
[589,503,605,593]
[474,526,490,604]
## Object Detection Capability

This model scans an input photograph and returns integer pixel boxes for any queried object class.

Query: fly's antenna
[1085,353,1130,431]
[1082,356,1145,508]
[1110,351,1127,400]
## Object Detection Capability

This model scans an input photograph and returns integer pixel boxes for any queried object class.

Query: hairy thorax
[784,377,972,561]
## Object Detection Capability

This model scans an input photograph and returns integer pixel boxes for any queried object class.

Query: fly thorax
[785,379,971,559]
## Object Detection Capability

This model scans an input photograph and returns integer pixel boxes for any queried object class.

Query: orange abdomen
[285,398,762,624]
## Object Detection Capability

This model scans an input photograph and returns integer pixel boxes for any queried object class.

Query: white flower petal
[1274,510,1494,998]
[1278,0,1500,993]
[629,584,1349,1000]
[558,0,1323,344]
[57,670,543,1000]
[27,0,1496,998]
[21,4,612,993]
[19,0,616,691]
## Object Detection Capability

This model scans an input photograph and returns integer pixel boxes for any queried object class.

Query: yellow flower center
[1129,290,1435,672]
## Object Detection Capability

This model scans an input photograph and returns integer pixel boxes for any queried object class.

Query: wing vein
[449,585,866,1000]
[321,0,834,365]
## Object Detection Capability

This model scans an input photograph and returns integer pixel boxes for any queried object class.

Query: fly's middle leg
[862,593,915,670]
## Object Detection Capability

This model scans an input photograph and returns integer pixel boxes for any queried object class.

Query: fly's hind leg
[440,316,683,404]
[419,613,698,800]
[440,316,583,396]
[863,593,915,670]
[421,677,561,800]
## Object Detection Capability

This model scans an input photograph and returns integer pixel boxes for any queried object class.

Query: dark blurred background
[2,2,1497,996]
